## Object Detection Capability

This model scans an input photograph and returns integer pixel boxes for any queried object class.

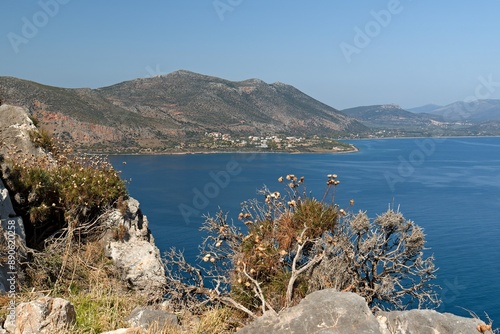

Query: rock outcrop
[0,105,31,293]
[104,197,167,301]
[3,297,76,334]
[377,309,485,334]
[0,104,46,159]
[0,105,167,331]
[237,289,484,334]
[126,306,178,330]
[237,290,381,334]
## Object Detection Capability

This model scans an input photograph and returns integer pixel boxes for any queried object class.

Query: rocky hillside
[0,71,367,152]
[0,105,169,332]
[342,104,439,128]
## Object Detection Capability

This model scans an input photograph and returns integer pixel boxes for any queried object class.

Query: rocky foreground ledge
[237,289,484,334]
[0,105,493,333]
[0,288,487,333]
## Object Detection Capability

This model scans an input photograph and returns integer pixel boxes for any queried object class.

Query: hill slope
[427,99,500,122]
[407,104,442,114]
[0,71,366,152]
[343,102,500,137]
[341,104,439,128]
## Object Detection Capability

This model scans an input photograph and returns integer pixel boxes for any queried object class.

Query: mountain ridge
[427,99,500,122]
[0,71,367,152]
[342,102,500,137]
[341,104,440,128]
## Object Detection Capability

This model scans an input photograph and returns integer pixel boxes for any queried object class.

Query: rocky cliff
[0,105,167,332]
[103,197,166,301]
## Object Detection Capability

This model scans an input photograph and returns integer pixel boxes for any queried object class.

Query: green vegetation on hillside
[5,137,126,248]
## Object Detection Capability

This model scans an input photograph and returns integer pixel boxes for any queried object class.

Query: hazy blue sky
[2,1,500,109]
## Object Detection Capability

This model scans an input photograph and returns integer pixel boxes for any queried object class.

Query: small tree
[163,173,440,318]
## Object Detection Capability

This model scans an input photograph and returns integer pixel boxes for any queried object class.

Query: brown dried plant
[163,173,442,320]
[460,308,498,333]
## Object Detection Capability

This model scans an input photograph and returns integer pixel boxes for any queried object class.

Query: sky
[1,0,500,110]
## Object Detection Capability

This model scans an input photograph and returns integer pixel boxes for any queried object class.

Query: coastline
[90,144,360,156]
[85,135,500,156]
[347,134,500,141]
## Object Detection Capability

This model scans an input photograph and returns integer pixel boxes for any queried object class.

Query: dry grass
[8,236,241,334]
[69,287,145,333]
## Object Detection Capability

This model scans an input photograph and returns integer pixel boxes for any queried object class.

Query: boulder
[237,289,381,334]
[377,309,483,334]
[237,290,486,334]
[126,306,178,330]
[0,104,46,159]
[0,105,41,292]
[104,198,166,300]
[3,297,76,334]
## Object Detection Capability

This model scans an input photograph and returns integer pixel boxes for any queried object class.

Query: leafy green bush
[6,133,127,248]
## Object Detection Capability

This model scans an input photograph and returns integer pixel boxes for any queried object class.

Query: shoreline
[84,134,500,156]
[347,134,500,141]
[88,144,360,156]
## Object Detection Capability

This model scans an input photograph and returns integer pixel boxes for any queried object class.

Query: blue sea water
[109,137,500,322]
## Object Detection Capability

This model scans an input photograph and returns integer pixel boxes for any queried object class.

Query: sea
[108,137,500,322]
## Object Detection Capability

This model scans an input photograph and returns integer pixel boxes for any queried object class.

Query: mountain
[342,102,500,137]
[341,104,439,129]
[407,104,442,114]
[0,71,367,152]
[425,99,500,122]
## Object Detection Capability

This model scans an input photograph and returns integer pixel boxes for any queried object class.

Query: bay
[109,137,500,322]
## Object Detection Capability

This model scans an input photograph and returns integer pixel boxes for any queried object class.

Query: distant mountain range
[0,71,366,152]
[416,100,500,122]
[407,104,442,114]
[342,101,500,137]
[342,104,440,128]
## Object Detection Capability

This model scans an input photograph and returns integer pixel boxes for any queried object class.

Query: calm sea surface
[109,137,500,321]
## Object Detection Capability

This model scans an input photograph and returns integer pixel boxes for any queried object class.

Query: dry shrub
[19,235,147,333]
[29,127,55,152]
[163,173,442,321]
[23,236,120,294]
[112,223,129,242]
[308,209,440,310]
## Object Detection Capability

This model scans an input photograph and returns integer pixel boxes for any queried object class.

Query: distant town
[166,132,358,154]
[204,132,306,149]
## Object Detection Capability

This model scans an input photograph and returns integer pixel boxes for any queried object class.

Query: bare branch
[286,227,324,307]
